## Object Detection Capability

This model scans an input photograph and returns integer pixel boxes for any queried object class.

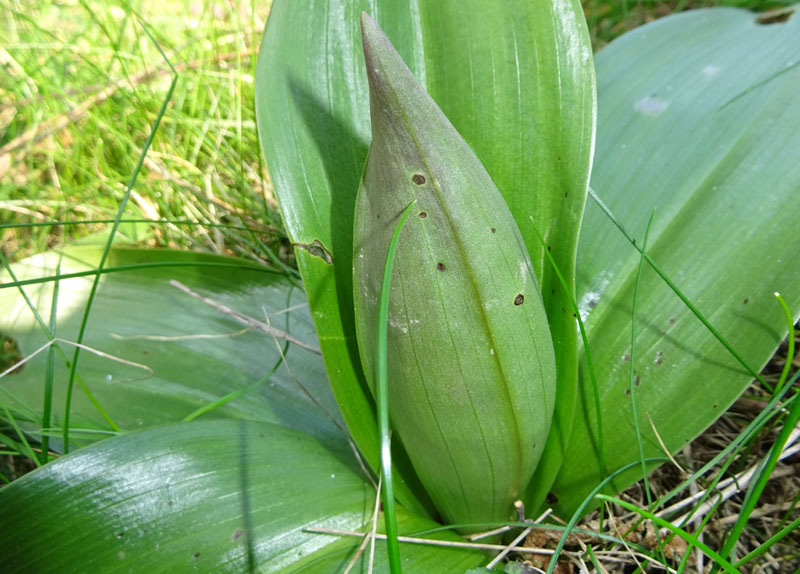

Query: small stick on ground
[657,426,800,527]
[343,475,382,574]
[305,527,576,558]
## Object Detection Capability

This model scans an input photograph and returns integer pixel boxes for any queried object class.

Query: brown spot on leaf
[743,298,749,304]
[293,239,333,264]
[436,262,446,272]
[514,294,525,306]
[232,529,244,541]
[757,8,794,24]
[491,228,496,234]
[546,492,559,505]
[622,354,631,362]
[418,212,427,219]
[411,173,426,185]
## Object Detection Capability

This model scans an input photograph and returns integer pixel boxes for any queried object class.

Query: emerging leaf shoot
[353,13,556,527]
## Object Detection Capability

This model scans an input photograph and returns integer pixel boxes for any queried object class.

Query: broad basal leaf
[0,420,485,573]
[552,6,800,514]
[0,247,343,452]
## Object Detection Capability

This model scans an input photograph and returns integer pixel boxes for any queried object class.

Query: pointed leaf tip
[359,12,382,60]
[360,12,396,114]
[359,11,427,133]
[360,12,381,72]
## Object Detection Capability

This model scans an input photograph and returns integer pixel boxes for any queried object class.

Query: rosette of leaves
[0,3,798,573]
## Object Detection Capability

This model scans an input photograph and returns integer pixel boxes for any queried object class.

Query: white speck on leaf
[389,318,408,334]
[578,272,611,321]
[635,96,668,116]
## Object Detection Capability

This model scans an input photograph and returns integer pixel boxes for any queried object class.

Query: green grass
[0,0,285,266]
[1,0,798,572]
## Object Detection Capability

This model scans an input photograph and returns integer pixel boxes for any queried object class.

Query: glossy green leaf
[0,420,484,573]
[551,7,800,514]
[0,247,344,452]
[353,15,556,527]
[256,0,595,514]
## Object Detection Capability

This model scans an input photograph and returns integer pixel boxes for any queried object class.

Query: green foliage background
[0,0,789,267]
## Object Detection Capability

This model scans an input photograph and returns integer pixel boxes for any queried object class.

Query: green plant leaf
[551,6,800,514]
[0,420,485,573]
[255,0,595,515]
[0,246,344,452]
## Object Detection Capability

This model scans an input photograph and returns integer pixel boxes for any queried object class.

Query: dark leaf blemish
[757,8,794,24]
[232,529,244,541]
[293,239,333,264]
[411,173,426,185]
[418,212,427,219]
[514,294,524,306]
[436,262,446,272]
[546,492,559,505]
[622,354,631,362]
[743,298,749,304]
[491,228,496,234]
[193,552,200,559]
